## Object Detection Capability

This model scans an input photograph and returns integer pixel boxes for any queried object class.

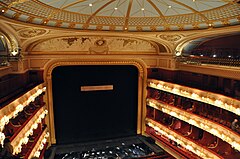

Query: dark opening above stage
[52,65,139,144]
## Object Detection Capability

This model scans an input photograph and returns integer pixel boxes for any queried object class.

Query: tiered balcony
[146,79,240,159]
[148,79,240,116]
[0,83,49,159]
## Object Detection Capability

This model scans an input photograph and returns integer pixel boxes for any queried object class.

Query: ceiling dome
[0,0,240,31]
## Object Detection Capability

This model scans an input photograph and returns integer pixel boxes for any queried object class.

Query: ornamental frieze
[32,36,162,54]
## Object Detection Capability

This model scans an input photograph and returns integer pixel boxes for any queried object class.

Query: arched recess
[0,31,19,60]
[0,22,20,57]
[44,58,147,144]
[174,28,240,56]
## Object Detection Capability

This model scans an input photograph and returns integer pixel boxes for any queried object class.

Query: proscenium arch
[44,58,147,144]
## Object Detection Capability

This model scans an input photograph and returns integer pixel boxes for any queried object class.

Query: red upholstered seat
[199,131,216,147]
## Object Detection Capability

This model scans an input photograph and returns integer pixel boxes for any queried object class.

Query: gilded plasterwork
[89,39,109,54]
[18,28,48,38]
[158,34,182,42]
[32,36,159,53]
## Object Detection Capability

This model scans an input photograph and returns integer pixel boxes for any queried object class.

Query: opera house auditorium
[0,0,240,159]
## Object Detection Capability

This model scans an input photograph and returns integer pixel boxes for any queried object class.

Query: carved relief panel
[31,36,165,54]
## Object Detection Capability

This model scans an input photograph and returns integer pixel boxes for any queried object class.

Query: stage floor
[47,135,173,159]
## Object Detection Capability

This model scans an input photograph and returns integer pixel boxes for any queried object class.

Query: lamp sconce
[11,49,18,56]
[9,47,21,61]
[11,47,21,56]
[175,50,181,57]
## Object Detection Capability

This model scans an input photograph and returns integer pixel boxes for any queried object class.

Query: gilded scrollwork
[89,39,109,54]
[18,28,48,38]
[158,34,182,42]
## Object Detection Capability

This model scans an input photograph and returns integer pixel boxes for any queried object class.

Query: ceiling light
[114,7,118,10]
[141,8,144,11]
[1,9,5,13]
[193,0,196,2]
[89,3,92,7]
[168,5,172,9]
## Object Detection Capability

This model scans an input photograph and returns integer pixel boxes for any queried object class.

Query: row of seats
[147,69,240,100]
[20,125,47,158]
[145,126,199,159]
[146,109,240,159]
[147,88,240,134]
[3,102,42,140]
[1,94,47,159]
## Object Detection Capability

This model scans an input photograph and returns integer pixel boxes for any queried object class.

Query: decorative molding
[45,58,146,78]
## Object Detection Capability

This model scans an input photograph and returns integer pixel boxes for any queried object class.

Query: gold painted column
[46,74,56,144]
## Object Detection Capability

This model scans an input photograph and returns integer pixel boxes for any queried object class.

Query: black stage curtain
[52,65,138,145]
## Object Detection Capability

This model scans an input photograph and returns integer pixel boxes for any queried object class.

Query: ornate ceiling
[0,0,239,31]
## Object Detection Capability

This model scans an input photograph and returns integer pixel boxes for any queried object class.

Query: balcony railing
[147,98,240,151]
[146,118,222,159]
[176,56,240,67]
[148,79,240,116]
